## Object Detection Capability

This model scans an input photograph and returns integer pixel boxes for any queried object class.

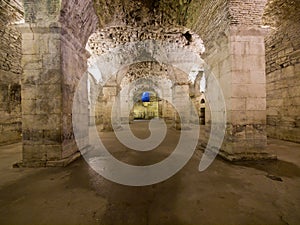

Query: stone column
[16,0,98,167]
[120,87,131,124]
[208,27,275,161]
[102,86,118,131]
[17,0,92,166]
[172,84,190,130]
[161,85,173,123]
[88,74,99,126]
[228,27,272,160]
[17,24,67,167]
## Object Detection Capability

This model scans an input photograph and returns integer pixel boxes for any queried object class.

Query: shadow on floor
[232,159,300,179]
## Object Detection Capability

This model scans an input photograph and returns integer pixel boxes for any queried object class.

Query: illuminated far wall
[133,92,159,120]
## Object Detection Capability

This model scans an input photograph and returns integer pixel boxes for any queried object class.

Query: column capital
[172,82,190,88]
[15,22,61,34]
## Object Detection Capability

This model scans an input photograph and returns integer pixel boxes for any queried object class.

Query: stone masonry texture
[0,0,23,145]
[18,0,98,166]
[1,0,299,166]
[264,0,300,143]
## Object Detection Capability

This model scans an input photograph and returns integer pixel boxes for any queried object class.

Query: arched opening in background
[132,91,159,120]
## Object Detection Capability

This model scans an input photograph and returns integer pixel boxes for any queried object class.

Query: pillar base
[173,123,192,130]
[219,150,277,161]
[13,151,82,168]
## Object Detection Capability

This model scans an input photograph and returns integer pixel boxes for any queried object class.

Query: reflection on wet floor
[95,121,180,166]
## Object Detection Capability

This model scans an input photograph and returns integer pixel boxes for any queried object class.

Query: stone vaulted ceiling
[87,1,206,85]
[93,0,198,28]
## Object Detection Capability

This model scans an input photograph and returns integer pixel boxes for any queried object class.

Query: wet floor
[0,122,300,225]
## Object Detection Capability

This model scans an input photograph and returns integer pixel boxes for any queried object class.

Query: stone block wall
[188,0,272,160]
[18,0,67,166]
[18,0,98,166]
[264,0,300,143]
[0,0,23,145]
[19,24,64,166]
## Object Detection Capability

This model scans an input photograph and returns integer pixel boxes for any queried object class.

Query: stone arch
[17,0,277,166]
[116,64,175,125]
[87,40,204,86]
[117,78,160,125]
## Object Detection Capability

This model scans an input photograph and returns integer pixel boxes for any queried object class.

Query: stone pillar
[16,0,65,167]
[212,27,275,160]
[227,27,273,160]
[17,0,92,166]
[102,86,118,131]
[113,91,122,129]
[16,0,98,167]
[17,24,66,167]
[88,74,99,126]
[120,87,131,124]
[172,84,190,130]
[161,86,173,124]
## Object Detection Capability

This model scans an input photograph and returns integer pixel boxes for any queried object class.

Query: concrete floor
[0,122,300,225]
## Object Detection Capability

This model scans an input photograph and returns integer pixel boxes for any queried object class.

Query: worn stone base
[196,143,277,162]
[13,151,82,168]
[46,152,81,167]
[101,126,114,132]
[267,126,300,144]
[219,150,277,161]
[173,123,193,130]
[0,132,22,146]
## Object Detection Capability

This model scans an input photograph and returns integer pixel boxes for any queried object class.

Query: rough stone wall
[229,0,267,26]
[89,26,189,55]
[189,0,267,56]
[0,0,23,144]
[94,0,197,28]
[121,62,170,86]
[264,0,300,142]
[23,0,60,24]
[188,0,230,54]
[87,25,204,58]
